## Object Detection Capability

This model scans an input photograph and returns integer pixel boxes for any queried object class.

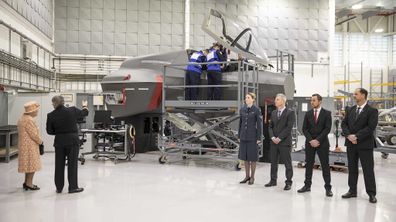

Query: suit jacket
[238,105,263,141]
[46,105,89,147]
[302,108,332,148]
[269,108,295,146]
[341,104,378,149]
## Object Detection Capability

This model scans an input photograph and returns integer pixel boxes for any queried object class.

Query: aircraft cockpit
[202,9,269,67]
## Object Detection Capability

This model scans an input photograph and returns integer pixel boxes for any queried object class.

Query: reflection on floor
[0,143,395,222]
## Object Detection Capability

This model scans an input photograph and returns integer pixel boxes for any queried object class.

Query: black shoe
[248,178,255,185]
[239,177,250,184]
[369,195,377,203]
[284,184,292,191]
[69,188,84,193]
[342,191,357,198]
[56,189,62,193]
[297,186,311,193]
[264,181,277,187]
[326,190,333,197]
[23,183,40,191]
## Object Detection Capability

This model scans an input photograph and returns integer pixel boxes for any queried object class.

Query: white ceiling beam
[370,16,384,33]
[353,19,366,33]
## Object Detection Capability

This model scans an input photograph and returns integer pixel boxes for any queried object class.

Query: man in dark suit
[46,95,89,194]
[265,93,295,190]
[298,94,333,197]
[341,88,378,203]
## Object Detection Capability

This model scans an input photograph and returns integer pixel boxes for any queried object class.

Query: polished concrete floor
[1,148,396,222]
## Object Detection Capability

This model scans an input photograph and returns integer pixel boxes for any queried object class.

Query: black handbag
[39,143,44,155]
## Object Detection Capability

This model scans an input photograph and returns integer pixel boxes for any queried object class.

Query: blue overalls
[206,49,222,100]
[185,51,206,100]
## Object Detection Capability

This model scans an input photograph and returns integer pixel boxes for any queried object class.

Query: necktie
[356,106,361,120]
[277,110,281,118]
[314,109,318,124]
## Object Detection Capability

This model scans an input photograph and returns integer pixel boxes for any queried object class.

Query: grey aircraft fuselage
[101,49,295,118]
[101,8,295,118]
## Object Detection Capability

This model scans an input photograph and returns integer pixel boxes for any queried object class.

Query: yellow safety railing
[334,80,361,85]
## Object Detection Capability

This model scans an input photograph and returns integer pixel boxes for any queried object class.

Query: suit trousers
[270,144,293,185]
[347,147,376,196]
[55,144,79,191]
[304,145,331,190]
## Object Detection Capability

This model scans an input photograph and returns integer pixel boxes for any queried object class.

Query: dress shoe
[342,191,357,198]
[239,177,250,184]
[284,184,292,191]
[56,189,62,193]
[68,188,84,193]
[23,183,40,191]
[369,195,377,203]
[248,178,255,185]
[326,190,333,197]
[264,181,277,187]
[297,186,311,193]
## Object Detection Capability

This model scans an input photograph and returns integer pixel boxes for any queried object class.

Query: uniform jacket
[186,51,207,74]
[206,49,224,72]
[238,105,263,141]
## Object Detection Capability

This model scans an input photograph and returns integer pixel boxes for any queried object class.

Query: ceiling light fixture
[375,28,384,33]
[352,4,362,9]
[376,2,384,7]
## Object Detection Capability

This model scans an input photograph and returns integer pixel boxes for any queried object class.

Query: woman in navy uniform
[238,92,263,185]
